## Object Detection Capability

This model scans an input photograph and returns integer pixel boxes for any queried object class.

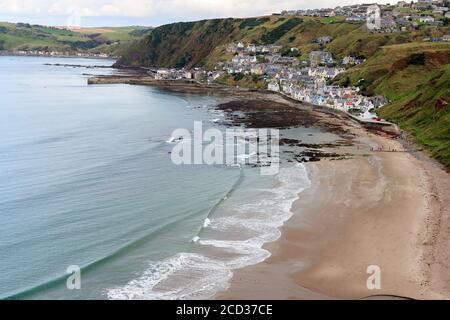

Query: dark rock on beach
[215,99,319,129]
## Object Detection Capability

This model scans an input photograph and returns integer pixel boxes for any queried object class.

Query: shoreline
[87,72,450,300]
[217,120,450,300]
[87,74,401,137]
[0,51,116,60]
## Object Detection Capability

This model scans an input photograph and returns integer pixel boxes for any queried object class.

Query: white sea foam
[210,109,225,118]
[197,163,311,267]
[203,218,211,228]
[107,163,311,300]
[107,253,233,300]
[166,136,184,143]
[236,152,257,162]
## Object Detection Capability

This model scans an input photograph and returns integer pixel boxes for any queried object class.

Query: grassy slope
[116,18,238,68]
[116,15,434,68]
[334,42,450,166]
[0,22,152,55]
[116,16,370,68]
[216,73,267,89]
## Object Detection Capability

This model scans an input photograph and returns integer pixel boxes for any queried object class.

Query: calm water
[0,56,314,299]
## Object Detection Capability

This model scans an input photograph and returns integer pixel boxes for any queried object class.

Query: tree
[343,76,350,87]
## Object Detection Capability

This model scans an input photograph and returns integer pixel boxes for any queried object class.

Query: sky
[0,0,393,27]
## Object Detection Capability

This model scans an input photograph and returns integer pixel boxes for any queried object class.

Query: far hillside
[0,22,153,56]
[115,15,448,68]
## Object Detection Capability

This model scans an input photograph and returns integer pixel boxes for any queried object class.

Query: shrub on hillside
[261,18,302,44]
[408,53,426,66]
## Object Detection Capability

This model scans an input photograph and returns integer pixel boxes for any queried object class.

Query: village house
[194,70,207,81]
[342,56,364,65]
[210,71,224,80]
[226,42,239,53]
[346,16,366,22]
[309,51,334,66]
[268,81,280,92]
[315,36,333,45]
[268,54,299,65]
[155,69,171,80]
[250,65,265,75]
[419,16,435,23]
[232,54,257,65]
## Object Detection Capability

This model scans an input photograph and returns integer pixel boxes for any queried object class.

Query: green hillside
[0,22,152,55]
[115,15,450,166]
[114,15,437,68]
[333,42,450,165]
[115,16,360,67]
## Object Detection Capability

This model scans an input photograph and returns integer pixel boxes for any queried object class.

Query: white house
[155,69,171,80]
[419,16,435,23]
[360,110,377,120]
[309,51,333,66]
[268,81,280,92]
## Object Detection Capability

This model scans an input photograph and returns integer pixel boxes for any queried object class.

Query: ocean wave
[107,253,233,300]
[107,163,311,300]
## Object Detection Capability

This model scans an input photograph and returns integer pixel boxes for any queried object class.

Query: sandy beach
[87,74,450,300]
[218,122,450,300]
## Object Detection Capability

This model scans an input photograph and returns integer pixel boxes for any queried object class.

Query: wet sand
[218,124,450,300]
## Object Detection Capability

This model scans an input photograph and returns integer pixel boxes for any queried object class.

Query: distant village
[154,43,386,121]
[3,50,113,59]
[280,0,450,33]
[151,0,450,121]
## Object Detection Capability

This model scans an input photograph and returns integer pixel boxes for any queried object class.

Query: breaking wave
[107,163,311,300]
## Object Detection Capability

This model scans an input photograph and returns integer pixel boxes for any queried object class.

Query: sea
[0,56,328,299]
